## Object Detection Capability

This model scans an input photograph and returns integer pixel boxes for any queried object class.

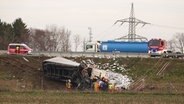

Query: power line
[95,24,115,40]
[151,24,184,30]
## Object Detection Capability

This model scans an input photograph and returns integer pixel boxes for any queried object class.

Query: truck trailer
[100,41,148,53]
[85,40,148,53]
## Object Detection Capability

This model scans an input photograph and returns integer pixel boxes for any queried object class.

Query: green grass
[0,91,184,104]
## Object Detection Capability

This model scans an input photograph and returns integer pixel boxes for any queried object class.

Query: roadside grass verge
[0,91,184,104]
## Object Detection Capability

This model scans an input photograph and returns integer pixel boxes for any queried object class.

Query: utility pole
[114,3,150,42]
[88,27,92,42]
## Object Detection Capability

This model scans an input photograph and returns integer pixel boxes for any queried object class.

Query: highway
[1,50,184,58]
[32,51,149,58]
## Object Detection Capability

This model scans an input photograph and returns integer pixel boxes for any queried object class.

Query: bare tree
[73,34,81,52]
[45,25,59,51]
[29,25,71,52]
[29,28,46,51]
[46,25,71,52]
[172,33,184,53]
[82,38,86,52]
[167,40,175,52]
[58,28,71,52]
[29,28,54,51]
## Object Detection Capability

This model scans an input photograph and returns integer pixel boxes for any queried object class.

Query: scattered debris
[21,85,26,89]
[43,57,133,91]
[106,71,132,90]
[23,57,29,62]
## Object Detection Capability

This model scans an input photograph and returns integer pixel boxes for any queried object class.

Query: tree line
[0,18,29,49]
[0,18,82,52]
[0,18,184,53]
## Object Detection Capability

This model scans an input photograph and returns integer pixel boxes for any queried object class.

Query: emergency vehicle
[7,43,32,55]
[148,39,168,57]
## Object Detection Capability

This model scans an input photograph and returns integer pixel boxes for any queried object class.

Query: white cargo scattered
[106,71,132,89]
[91,68,132,90]
[43,57,133,90]
[84,59,133,90]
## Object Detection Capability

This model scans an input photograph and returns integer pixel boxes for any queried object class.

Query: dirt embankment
[0,55,66,91]
[0,55,184,93]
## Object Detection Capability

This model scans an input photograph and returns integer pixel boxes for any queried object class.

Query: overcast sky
[1,0,184,43]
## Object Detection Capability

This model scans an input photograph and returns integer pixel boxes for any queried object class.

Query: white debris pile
[83,59,133,90]
[96,60,127,73]
[91,68,133,90]
[106,70,133,90]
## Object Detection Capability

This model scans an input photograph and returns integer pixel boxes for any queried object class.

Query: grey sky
[1,0,184,42]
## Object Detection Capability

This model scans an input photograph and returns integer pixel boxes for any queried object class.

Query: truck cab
[85,41,100,52]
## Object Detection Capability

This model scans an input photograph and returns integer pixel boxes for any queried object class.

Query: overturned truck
[43,57,93,89]
[43,57,132,90]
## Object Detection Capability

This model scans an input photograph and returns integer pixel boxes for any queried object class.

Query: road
[1,50,184,58]
[31,51,149,58]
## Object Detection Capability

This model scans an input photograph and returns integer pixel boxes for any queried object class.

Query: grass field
[0,91,184,104]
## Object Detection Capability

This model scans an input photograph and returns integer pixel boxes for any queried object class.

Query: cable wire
[151,24,184,30]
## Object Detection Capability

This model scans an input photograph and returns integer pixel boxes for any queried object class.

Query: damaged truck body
[43,57,92,89]
[43,57,133,90]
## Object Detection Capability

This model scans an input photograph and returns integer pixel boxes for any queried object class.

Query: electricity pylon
[114,3,150,41]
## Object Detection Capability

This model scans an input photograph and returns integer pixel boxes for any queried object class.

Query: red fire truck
[148,39,167,56]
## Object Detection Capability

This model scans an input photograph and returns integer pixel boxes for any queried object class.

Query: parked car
[163,50,173,58]
[175,52,182,58]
